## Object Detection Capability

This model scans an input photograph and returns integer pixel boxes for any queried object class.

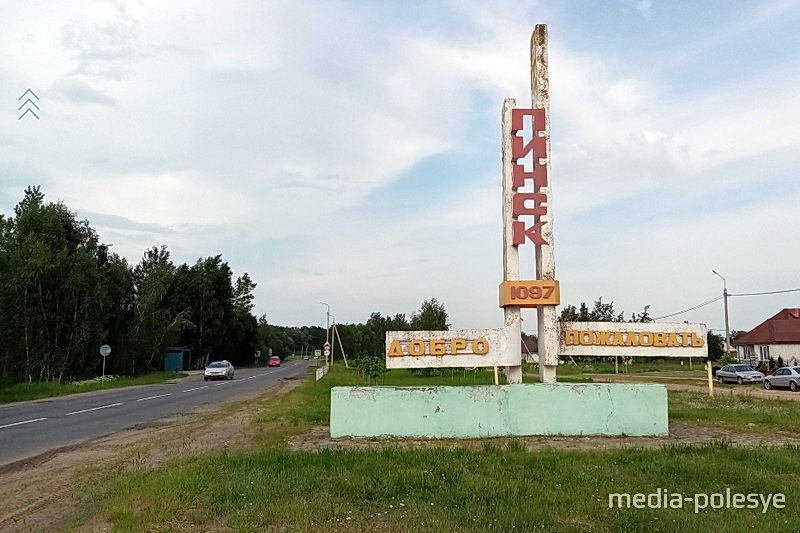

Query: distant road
[0,360,314,467]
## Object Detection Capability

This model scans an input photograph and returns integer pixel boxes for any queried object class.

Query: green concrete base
[330,383,668,438]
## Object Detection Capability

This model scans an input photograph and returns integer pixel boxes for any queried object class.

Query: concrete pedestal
[330,383,668,438]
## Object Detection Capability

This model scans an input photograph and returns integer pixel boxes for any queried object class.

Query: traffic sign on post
[99,345,111,377]
[324,341,331,350]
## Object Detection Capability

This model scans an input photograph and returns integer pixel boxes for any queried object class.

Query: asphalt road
[0,359,314,467]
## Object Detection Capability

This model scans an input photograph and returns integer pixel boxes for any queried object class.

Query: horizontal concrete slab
[330,383,668,438]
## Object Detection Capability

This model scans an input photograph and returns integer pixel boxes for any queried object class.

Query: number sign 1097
[499,280,560,308]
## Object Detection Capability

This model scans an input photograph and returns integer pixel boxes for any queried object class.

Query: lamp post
[319,302,330,364]
[711,270,731,356]
[330,315,336,364]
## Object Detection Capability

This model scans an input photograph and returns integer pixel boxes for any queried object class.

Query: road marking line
[214,381,229,386]
[65,402,123,416]
[136,393,172,402]
[0,417,48,430]
[182,385,209,393]
[246,376,257,380]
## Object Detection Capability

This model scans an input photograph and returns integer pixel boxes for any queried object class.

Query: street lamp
[319,302,330,364]
[711,270,731,356]
[330,315,336,364]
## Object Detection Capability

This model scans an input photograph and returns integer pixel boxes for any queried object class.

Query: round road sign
[100,344,111,357]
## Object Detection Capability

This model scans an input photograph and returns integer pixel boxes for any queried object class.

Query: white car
[204,360,234,381]
[763,367,800,392]
[715,364,764,384]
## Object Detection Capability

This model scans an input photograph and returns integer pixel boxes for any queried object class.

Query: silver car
[763,367,800,392]
[716,364,764,384]
[204,360,235,381]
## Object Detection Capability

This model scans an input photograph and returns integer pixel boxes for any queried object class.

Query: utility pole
[320,301,331,364]
[332,317,349,368]
[711,270,731,356]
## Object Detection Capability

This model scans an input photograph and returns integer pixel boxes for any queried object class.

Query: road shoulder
[0,374,307,532]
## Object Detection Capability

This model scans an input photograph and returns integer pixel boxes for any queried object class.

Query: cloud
[58,3,145,81]
[50,77,118,106]
[2,0,799,334]
[628,0,654,19]
[79,210,176,234]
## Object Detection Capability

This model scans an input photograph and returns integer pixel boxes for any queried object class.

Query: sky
[2,0,799,335]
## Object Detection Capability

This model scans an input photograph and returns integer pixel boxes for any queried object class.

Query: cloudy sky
[2,0,799,334]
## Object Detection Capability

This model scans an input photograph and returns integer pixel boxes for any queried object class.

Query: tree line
[0,187,263,382]
[0,187,454,384]
[559,297,725,360]
[263,298,448,359]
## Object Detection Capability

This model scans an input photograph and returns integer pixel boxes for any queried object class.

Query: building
[164,346,192,372]
[521,338,538,363]
[736,309,800,367]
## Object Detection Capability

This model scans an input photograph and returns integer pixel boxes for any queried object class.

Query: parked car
[268,355,281,367]
[716,364,764,384]
[204,360,235,381]
[763,367,800,392]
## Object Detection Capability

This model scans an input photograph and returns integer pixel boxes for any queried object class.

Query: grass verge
[83,365,800,532]
[669,390,800,434]
[99,441,799,532]
[0,372,188,404]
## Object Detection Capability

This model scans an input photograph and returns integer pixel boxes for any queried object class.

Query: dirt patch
[0,377,305,533]
[288,420,800,454]
[591,375,800,401]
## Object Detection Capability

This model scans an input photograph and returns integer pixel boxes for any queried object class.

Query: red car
[268,356,281,367]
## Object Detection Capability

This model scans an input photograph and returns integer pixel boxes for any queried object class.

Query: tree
[130,246,192,374]
[233,273,256,315]
[410,298,450,330]
[589,298,624,322]
[559,303,589,322]
[707,331,725,361]
[3,187,111,381]
[630,305,652,323]
[559,298,624,322]
[729,330,747,345]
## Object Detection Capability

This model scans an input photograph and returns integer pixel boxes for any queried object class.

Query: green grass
[556,358,702,376]
[0,372,188,404]
[100,442,799,532]
[669,390,800,434]
[376,367,501,386]
[81,364,800,532]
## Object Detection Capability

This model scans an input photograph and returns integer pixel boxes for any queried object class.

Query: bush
[70,375,119,386]
[352,353,386,384]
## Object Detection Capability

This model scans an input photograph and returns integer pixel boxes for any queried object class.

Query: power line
[730,287,800,297]
[652,285,800,322]
[652,295,722,321]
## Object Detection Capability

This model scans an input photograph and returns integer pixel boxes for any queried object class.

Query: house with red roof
[736,308,800,366]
